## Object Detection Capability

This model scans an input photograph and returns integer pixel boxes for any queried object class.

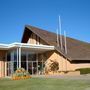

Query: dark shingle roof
[21,25,90,61]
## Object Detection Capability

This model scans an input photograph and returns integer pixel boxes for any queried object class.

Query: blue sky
[0,0,90,43]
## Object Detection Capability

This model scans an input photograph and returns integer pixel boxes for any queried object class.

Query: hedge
[76,68,90,74]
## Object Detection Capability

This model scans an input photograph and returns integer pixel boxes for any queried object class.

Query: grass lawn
[0,77,90,90]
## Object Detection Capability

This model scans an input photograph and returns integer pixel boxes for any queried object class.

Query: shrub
[49,61,59,72]
[76,68,90,74]
[12,68,31,80]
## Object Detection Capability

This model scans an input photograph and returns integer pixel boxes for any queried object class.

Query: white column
[32,61,33,75]
[36,54,38,75]
[19,47,21,68]
[42,59,43,75]
[26,52,28,72]
[17,48,18,69]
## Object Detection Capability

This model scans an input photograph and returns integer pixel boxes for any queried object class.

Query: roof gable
[22,25,90,61]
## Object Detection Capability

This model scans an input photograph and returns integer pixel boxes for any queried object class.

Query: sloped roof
[21,25,90,61]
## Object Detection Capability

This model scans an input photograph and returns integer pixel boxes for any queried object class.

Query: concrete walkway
[32,74,90,80]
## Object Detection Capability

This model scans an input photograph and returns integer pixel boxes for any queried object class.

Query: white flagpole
[57,28,59,47]
[58,15,63,71]
[59,15,63,50]
[64,30,67,71]
[64,31,67,54]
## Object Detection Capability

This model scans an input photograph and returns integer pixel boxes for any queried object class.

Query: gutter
[0,42,55,50]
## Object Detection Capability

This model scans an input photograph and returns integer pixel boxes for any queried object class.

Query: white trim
[0,42,54,50]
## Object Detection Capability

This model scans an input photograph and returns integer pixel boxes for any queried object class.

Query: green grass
[0,78,90,90]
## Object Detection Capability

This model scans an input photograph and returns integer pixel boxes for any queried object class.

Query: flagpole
[64,31,67,71]
[59,15,63,50]
[64,31,67,54]
[58,15,63,71]
[57,28,59,47]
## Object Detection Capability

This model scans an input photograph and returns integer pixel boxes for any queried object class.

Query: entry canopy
[0,42,54,52]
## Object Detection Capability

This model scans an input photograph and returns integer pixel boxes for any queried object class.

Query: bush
[76,68,90,74]
[49,61,59,72]
[12,68,31,80]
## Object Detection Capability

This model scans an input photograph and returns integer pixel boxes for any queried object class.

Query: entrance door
[28,54,37,74]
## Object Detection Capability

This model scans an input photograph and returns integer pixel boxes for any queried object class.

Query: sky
[0,0,90,43]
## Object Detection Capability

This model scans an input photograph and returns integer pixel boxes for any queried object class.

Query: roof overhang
[0,42,54,53]
[70,58,90,61]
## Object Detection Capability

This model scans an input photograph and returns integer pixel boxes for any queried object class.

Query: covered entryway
[0,43,54,77]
